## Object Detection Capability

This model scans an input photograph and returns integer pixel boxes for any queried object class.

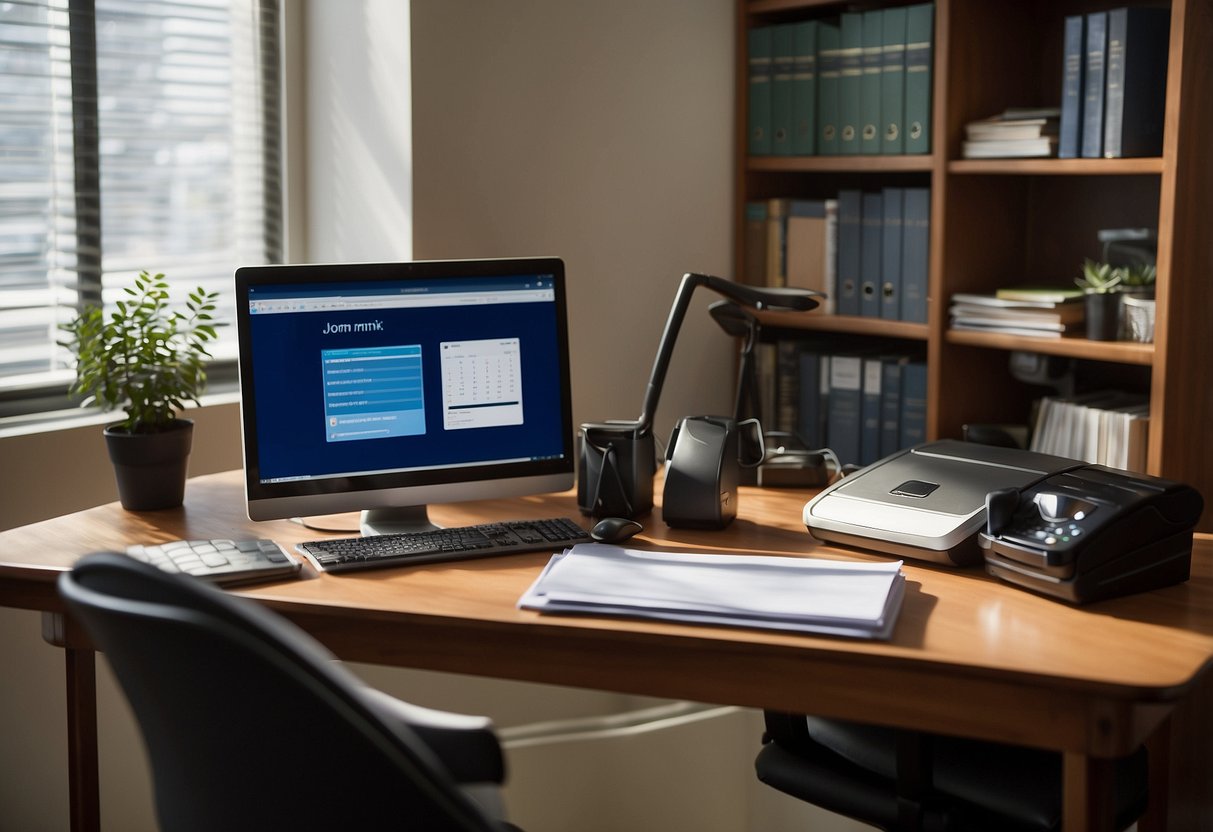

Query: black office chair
[58,551,519,832]
[755,711,1148,831]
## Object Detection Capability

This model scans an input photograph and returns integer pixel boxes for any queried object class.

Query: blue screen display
[241,271,569,485]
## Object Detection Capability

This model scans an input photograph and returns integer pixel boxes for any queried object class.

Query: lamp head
[696,274,821,313]
[635,273,820,435]
[707,300,756,338]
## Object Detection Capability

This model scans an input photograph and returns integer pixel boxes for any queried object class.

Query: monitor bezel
[233,257,575,524]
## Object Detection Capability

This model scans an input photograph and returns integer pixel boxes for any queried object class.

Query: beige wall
[0,400,244,532]
[410,0,738,442]
[0,2,830,830]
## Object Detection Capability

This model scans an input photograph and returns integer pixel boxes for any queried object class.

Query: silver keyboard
[126,538,303,586]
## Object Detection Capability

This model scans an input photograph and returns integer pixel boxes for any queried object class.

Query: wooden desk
[2,470,1211,831]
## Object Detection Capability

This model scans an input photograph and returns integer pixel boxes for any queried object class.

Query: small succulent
[1120,263,1157,287]
[1075,259,1124,294]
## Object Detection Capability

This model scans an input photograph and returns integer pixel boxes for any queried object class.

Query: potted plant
[59,271,219,510]
[1075,259,1124,341]
[1119,263,1157,341]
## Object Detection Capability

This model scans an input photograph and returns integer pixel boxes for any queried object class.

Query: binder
[900,187,930,323]
[880,6,907,155]
[791,20,818,155]
[838,13,864,154]
[786,199,832,303]
[743,202,768,286]
[879,356,907,458]
[879,187,904,320]
[899,361,928,449]
[860,9,883,154]
[827,354,863,466]
[859,191,883,317]
[904,3,934,155]
[1102,6,1170,158]
[861,356,883,465]
[771,24,795,156]
[765,198,789,287]
[817,22,842,155]
[748,27,774,156]
[1058,15,1085,159]
[1080,11,1108,159]
[797,348,825,448]
[835,189,863,316]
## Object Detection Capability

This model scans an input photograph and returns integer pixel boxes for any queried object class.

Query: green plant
[1074,259,1125,294]
[1120,263,1157,288]
[59,271,219,433]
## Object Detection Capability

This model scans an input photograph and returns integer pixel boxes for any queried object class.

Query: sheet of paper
[518,543,905,640]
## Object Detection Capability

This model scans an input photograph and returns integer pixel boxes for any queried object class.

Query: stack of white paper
[518,544,905,640]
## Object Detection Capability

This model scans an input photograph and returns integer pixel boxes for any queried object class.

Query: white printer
[803,440,1081,565]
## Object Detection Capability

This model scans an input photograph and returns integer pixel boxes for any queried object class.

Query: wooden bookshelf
[735,0,1213,530]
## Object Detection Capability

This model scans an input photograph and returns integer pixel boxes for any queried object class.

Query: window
[0,0,282,418]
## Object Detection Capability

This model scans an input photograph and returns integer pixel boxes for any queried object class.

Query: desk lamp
[577,273,820,519]
[709,300,832,489]
[708,300,763,424]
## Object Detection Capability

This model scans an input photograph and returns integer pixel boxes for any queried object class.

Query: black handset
[978,466,1203,604]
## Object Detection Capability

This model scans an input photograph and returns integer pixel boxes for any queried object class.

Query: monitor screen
[234,258,575,534]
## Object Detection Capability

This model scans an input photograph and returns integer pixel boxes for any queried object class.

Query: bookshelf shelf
[944,329,1154,366]
[758,311,929,340]
[734,0,1213,529]
[948,158,1165,176]
[746,0,838,14]
[749,156,934,174]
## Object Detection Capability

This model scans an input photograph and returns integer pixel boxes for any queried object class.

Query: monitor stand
[360,505,441,537]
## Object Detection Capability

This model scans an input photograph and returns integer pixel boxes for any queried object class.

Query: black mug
[576,421,656,519]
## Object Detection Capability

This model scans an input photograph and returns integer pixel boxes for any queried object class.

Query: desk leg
[43,613,101,832]
[1062,753,1116,831]
[1138,719,1171,832]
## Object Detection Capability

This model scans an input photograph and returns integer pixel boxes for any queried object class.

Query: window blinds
[0,0,281,413]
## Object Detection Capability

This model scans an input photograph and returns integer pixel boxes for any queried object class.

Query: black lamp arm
[635,273,819,436]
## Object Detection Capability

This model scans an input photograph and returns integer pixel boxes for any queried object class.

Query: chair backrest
[59,551,503,832]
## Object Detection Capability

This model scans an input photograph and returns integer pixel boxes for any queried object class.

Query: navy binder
[880,187,904,320]
[900,188,930,323]
[1102,6,1170,158]
[859,192,883,317]
[836,189,863,316]
[1080,12,1108,159]
[1058,15,1085,159]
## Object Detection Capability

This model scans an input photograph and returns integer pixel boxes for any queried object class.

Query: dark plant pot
[1084,292,1121,341]
[104,420,193,511]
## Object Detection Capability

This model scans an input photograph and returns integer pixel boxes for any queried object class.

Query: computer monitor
[234,257,575,535]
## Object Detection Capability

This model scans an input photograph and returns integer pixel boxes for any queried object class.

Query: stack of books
[518,543,906,640]
[961,108,1060,158]
[1030,391,1149,472]
[949,288,1083,338]
[1058,7,1171,159]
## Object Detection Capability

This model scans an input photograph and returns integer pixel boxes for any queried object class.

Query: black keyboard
[297,517,592,573]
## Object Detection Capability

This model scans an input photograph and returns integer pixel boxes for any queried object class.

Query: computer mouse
[590,517,643,544]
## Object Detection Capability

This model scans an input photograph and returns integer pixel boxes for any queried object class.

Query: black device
[662,415,763,529]
[297,517,592,573]
[708,301,830,489]
[576,273,819,520]
[233,258,575,535]
[979,466,1203,604]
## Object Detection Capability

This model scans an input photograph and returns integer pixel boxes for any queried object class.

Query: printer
[803,440,1082,565]
[805,439,1204,603]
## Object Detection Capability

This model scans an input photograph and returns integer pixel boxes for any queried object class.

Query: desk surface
[3,468,1212,765]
